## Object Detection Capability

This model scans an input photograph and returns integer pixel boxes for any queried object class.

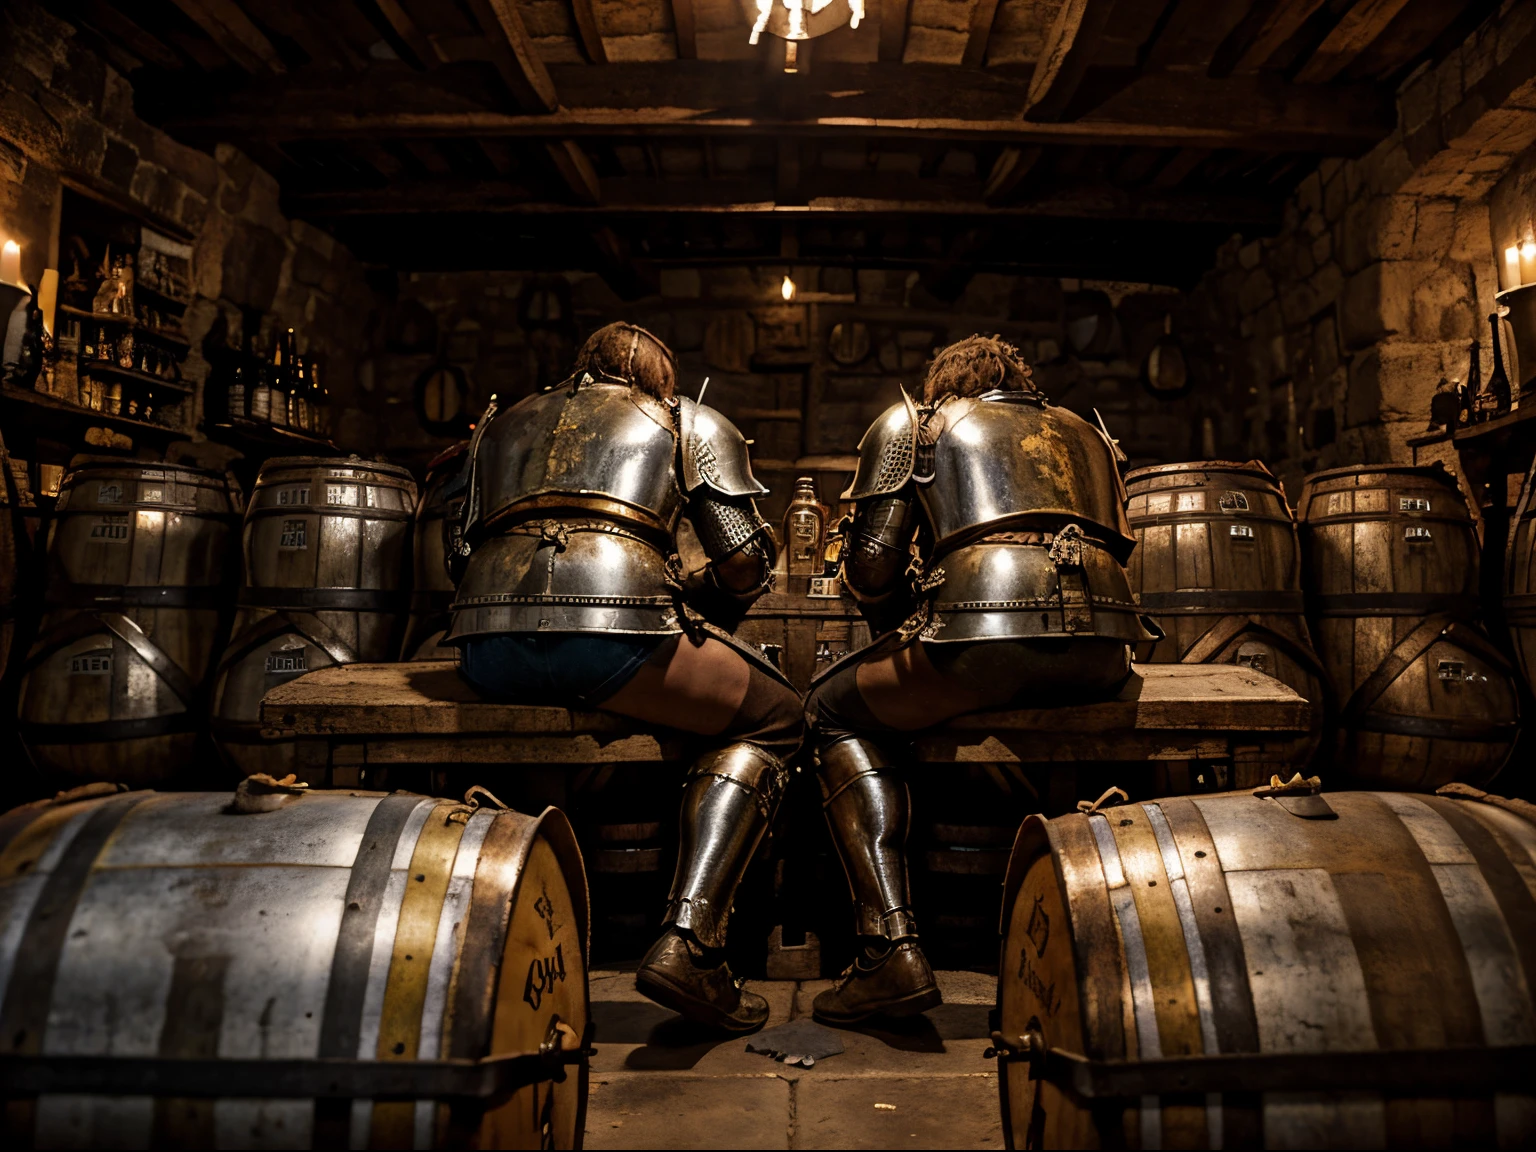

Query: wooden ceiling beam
[569,0,608,64]
[1295,0,1415,84]
[545,139,602,203]
[963,0,1002,68]
[465,0,560,112]
[1024,0,1116,121]
[166,0,286,74]
[670,0,698,60]
[284,179,1279,225]
[1209,0,1327,76]
[983,146,1041,203]
[68,0,187,71]
[165,65,1391,153]
[365,0,437,68]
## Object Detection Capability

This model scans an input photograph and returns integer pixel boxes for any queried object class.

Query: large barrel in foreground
[1125,460,1323,758]
[994,786,1536,1149]
[211,456,415,777]
[1299,464,1518,789]
[19,461,241,785]
[0,783,589,1149]
[1503,458,1536,695]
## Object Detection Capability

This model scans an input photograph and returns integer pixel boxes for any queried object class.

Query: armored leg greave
[817,736,917,944]
[664,742,788,949]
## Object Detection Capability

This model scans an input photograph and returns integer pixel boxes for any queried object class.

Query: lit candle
[0,240,19,284]
[781,273,796,302]
[1507,246,1522,290]
[1522,237,1536,289]
[38,269,58,336]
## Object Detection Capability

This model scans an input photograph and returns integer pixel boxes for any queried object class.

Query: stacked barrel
[1504,459,1536,697]
[18,460,241,786]
[211,456,415,777]
[1125,460,1324,768]
[1298,464,1518,790]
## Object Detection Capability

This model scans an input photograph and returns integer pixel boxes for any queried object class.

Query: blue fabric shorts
[458,633,668,707]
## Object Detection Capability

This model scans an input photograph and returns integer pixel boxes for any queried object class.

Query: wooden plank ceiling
[55,0,1490,291]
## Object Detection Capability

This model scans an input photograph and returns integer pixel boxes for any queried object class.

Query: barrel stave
[0,788,589,1150]
[996,789,1536,1148]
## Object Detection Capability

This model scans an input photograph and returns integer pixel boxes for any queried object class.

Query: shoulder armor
[677,398,769,497]
[842,395,918,500]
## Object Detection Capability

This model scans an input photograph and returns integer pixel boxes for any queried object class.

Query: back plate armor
[843,389,1151,645]
[448,382,769,639]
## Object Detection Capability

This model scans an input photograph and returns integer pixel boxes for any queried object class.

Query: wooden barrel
[402,441,467,662]
[211,456,415,778]
[18,460,241,785]
[1503,459,1536,695]
[994,786,1536,1149]
[1298,464,1517,789]
[0,781,590,1149]
[1125,460,1324,763]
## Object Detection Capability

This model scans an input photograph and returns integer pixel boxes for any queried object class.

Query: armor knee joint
[817,736,897,805]
[687,742,787,816]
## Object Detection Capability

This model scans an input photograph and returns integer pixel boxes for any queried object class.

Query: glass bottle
[249,333,272,424]
[309,358,329,436]
[1488,312,1512,415]
[226,329,249,421]
[271,327,295,427]
[291,353,311,431]
[783,476,828,590]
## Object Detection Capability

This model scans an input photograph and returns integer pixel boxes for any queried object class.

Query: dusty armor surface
[843,390,1148,643]
[448,381,768,638]
[0,785,591,1149]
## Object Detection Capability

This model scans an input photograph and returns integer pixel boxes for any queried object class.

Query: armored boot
[636,743,787,1032]
[812,737,941,1025]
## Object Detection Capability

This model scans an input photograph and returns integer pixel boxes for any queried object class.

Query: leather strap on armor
[817,737,918,943]
[664,743,789,949]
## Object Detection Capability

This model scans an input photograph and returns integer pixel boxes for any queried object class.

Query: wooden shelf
[59,304,190,348]
[134,282,192,309]
[207,417,340,456]
[1,382,187,445]
[1451,401,1536,460]
[78,361,193,395]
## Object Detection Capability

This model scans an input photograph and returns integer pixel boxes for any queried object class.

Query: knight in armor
[445,323,802,1032]
[806,335,1153,1024]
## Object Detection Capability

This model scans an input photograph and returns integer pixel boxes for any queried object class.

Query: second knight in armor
[806,335,1154,1024]
[446,323,803,1032]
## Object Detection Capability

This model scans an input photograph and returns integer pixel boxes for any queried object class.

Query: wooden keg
[0,781,589,1149]
[211,456,415,778]
[18,460,241,785]
[1126,460,1324,758]
[0,429,20,681]
[1503,459,1536,693]
[1298,464,1517,789]
[994,785,1536,1149]
[403,441,467,661]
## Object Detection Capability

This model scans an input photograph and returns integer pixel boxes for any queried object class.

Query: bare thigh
[852,643,995,732]
[601,635,753,735]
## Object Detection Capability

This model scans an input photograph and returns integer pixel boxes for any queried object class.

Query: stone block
[584,1073,789,1149]
[0,88,65,161]
[1312,233,1332,267]
[176,188,209,235]
[1295,172,1323,216]
[1314,315,1340,381]
[54,40,107,113]
[659,267,700,298]
[1238,268,1275,314]
[1409,264,1475,341]
[1238,241,1263,270]
[0,138,24,185]
[97,134,139,190]
[793,1074,1003,1149]
[1323,168,1349,223]
[220,220,287,311]
[1340,196,1418,272]
[1341,261,1442,350]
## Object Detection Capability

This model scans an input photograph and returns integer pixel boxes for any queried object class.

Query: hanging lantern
[745,0,865,45]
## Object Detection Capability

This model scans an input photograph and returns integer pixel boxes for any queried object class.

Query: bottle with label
[271,327,295,427]
[309,358,329,436]
[783,476,828,591]
[223,328,248,421]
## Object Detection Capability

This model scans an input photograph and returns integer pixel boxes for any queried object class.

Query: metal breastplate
[919,393,1133,555]
[473,382,684,533]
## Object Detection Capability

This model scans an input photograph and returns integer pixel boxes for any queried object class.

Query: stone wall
[1185,0,1536,500]
[0,0,376,461]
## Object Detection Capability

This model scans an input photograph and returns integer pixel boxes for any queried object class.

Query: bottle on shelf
[1468,338,1491,422]
[1488,310,1513,416]
[292,352,311,432]
[783,475,829,592]
[249,332,272,424]
[270,327,295,427]
[310,358,330,436]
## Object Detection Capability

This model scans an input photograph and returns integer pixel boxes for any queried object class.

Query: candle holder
[1,279,34,377]
[1496,283,1536,398]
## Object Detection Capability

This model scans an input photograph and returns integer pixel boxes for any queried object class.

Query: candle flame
[781,274,796,302]
[1523,240,1536,261]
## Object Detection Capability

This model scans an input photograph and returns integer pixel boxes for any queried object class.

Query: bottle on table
[1488,311,1513,416]
[783,475,829,593]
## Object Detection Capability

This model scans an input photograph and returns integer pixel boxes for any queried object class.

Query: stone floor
[583,968,1005,1150]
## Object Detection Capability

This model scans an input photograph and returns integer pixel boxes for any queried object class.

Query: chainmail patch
[877,432,915,490]
[694,496,763,557]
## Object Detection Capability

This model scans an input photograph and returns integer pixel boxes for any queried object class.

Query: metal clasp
[984,1025,1045,1077]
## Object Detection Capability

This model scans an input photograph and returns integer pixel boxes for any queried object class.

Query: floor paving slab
[584,1072,792,1150]
[791,1073,1004,1150]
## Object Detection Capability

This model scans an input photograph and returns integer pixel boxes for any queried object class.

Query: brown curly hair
[923,334,1036,403]
[572,322,677,399]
